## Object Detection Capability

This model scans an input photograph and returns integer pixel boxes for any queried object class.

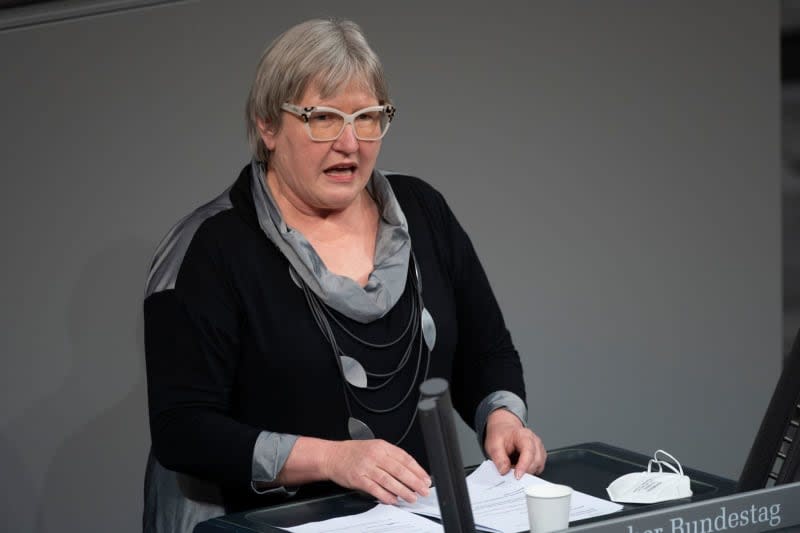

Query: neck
[265,172,377,243]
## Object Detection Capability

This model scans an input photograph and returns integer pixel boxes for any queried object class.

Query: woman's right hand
[276,436,431,505]
[322,439,432,504]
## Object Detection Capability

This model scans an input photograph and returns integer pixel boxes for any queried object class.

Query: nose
[332,123,359,153]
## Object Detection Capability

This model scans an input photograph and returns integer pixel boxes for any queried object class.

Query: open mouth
[324,163,358,176]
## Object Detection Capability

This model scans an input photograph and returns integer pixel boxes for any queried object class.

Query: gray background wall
[0,1,780,532]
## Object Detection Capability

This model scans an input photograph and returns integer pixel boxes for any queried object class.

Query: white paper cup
[525,483,572,533]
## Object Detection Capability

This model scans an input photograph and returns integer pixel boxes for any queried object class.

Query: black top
[144,164,525,512]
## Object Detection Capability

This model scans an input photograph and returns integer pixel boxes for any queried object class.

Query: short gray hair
[245,18,391,163]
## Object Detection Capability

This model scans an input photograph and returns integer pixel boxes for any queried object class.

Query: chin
[310,183,353,206]
[319,177,370,207]
[324,194,362,211]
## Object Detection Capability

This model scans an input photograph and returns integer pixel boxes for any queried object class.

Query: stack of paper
[284,460,623,533]
[397,460,623,533]
[284,504,444,532]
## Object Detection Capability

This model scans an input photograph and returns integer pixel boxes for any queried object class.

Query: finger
[391,466,431,498]
[359,476,400,505]
[384,450,432,497]
[520,432,547,476]
[485,439,512,475]
[513,433,536,479]
[394,448,432,489]
[533,444,548,475]
[373,466,426,504]
[357,442,430,499]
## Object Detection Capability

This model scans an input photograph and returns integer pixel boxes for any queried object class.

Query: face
[258,80,383,215]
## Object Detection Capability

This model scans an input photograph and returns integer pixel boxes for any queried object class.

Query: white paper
[283,503,444,533]
[398,460,624,533]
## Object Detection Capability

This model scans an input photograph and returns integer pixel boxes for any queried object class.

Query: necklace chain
[295,253,430,444]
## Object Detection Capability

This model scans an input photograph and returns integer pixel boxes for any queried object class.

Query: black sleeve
[409,179,527,428]
[448,202,526,427]
[144,223,260,489]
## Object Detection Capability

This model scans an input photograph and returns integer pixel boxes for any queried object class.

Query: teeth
[326,166,355,173]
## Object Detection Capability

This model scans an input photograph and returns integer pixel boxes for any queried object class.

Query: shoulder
[382,171,444,202]
[144,187,236,298]
[380,170,452,222]
[145,164,259,298]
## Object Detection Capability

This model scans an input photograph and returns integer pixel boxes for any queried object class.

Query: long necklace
[294,252,435,444]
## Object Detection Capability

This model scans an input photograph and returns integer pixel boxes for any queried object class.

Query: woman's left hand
[483,408,547,479]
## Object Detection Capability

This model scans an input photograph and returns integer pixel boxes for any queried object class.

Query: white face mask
[606,450,693,504]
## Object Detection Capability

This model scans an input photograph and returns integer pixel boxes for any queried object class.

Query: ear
[257,117,278,151]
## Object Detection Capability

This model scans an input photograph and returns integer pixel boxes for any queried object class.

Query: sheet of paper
[397,460,624,533]
[283,503,444,533]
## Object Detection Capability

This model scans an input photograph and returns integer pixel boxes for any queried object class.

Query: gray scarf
[250,160,411,323]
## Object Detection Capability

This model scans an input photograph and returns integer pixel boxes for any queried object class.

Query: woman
[143,18,546,531]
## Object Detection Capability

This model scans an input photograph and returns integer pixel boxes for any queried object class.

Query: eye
[356,111,379,122]
[309,113,333,123]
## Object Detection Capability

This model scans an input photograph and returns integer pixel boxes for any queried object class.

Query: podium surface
[195,442,737,533]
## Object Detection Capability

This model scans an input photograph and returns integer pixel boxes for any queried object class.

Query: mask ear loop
[653,449,684,476]
[646,459,664,473]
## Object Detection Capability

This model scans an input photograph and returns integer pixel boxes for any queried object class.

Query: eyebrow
[303,99,380,111]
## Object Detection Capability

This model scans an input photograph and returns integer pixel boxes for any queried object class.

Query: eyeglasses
[281,103,396,142]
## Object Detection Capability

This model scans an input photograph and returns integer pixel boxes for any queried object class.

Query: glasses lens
[353,110,388,140]
[307,110,345,141]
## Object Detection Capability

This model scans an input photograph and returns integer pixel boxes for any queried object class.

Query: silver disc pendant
[421,307,436,352]
[340,355,368,388]
[348,416,375,440]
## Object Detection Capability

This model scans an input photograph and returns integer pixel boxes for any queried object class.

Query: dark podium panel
[195,442,737,533]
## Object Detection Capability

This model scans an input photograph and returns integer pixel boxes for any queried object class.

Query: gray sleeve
[250,431,300,495]
[473,390,528,456]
